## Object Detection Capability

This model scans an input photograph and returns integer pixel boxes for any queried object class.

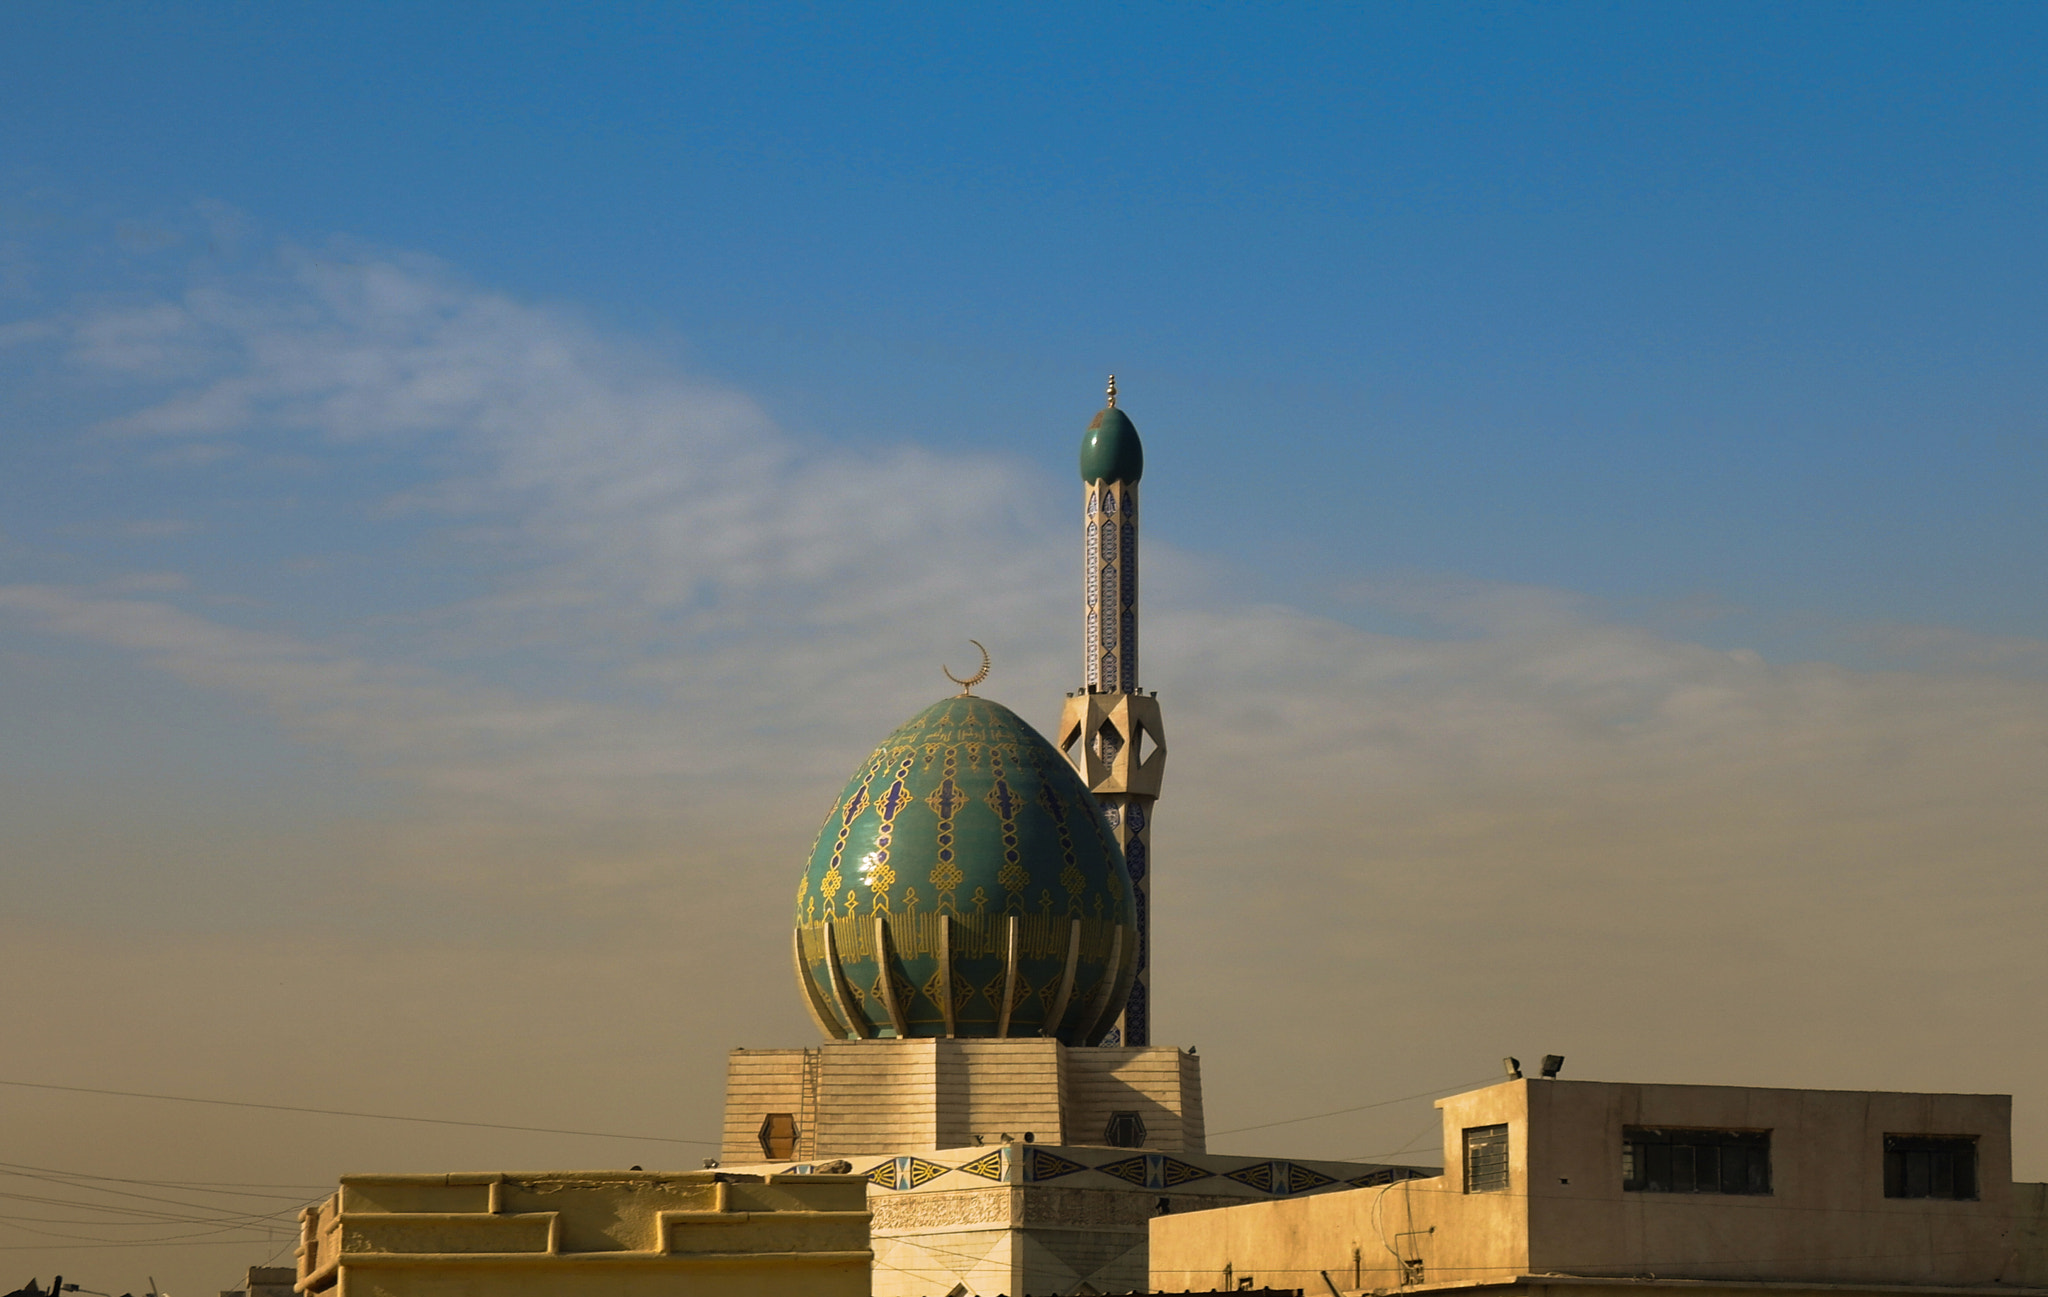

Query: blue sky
[9,3,2048,643]
[3,6,2048,1292]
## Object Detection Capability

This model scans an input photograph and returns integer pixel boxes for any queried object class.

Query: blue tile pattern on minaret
[1066,377,1164,1047]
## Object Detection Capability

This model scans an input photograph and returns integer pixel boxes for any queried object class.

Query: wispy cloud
[55,517,204,539]
[16,242,2048,848]
[8,243,2048,1170]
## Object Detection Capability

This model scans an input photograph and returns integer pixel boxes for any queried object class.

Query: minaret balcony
[1057,691,1166,798]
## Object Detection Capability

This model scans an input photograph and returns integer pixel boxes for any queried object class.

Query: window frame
[1622,1125,1772,1196]
[1883,1134,1979,1201]
[1464,1123,1510,1194]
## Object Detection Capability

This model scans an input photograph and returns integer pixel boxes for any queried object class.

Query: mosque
[710,381,1424,1295]
[289,383,1419,1297]
[292,383,2048,1297]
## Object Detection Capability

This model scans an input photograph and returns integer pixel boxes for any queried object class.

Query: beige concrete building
[293,1169,869,1297]
[716,1138,1415,1297]
[219,1266,295,1297]
[716,1036,1421,1294]
[720,1038,1205,1161]
[1152,1076,2048,1295]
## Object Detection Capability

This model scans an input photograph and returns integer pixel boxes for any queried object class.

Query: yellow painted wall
[297,1170,869,1297]
[1147,1086,1526,1292]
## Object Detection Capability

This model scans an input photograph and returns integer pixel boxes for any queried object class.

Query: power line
[0,1167,324,1204]
[0,1235,295,1251]
[0,1169,317,1217]
[0,1187,301,1227]
[0,1078,715,1146]
[1209,1075,1497,1138]
[0,1162,330,1193]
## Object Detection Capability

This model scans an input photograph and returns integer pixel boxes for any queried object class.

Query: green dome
[793,696,1137,1044]
[1079,406,1144,484]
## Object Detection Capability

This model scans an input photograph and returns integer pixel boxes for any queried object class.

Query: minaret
[1059,376,1166,1046]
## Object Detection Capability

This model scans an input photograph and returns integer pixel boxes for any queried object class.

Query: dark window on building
[1464,1123,1509,1193]
[1885,1136,1978,1200]
[1623,1127,1770,1195]
[1104,1110,1148,1148]
[757,1112,799,1160]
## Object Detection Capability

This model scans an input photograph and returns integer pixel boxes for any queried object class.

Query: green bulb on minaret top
[1079,375,1144,484]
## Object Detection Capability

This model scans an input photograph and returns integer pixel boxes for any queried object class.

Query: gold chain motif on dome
[996,859,1030,898]
[859,753,917,912]
[978,969,1007,1012]
[860,856,896,902]
[818,775,876,916]
[870,966,915,1013]
[1036,780,1089,915]
[924,746,966,898]
[985,752,1030,902]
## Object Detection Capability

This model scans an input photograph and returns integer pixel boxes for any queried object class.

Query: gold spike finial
[942,640,992,696]
[1105,374,1117,408]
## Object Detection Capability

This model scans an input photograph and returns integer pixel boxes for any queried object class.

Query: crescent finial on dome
[942,640,992,696]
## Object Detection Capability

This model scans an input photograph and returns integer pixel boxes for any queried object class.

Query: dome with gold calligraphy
[791,695,1136,1044]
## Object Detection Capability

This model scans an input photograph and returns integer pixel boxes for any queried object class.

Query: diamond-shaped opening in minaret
[1094,719,1123,763]
[1132,724,1157,767]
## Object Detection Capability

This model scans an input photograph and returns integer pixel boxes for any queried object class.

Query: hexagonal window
[1104,1110,1147,1149]
[758,1112,799,1160]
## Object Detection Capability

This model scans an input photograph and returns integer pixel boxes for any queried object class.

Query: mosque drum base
[719,1039,1430,1295]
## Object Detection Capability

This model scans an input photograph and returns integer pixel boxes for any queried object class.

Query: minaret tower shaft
[1058,376,1166,1046]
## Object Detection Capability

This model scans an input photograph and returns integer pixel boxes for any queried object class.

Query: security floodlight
[1503,1056,1522,1080]
[1540,1054,1565,1079]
